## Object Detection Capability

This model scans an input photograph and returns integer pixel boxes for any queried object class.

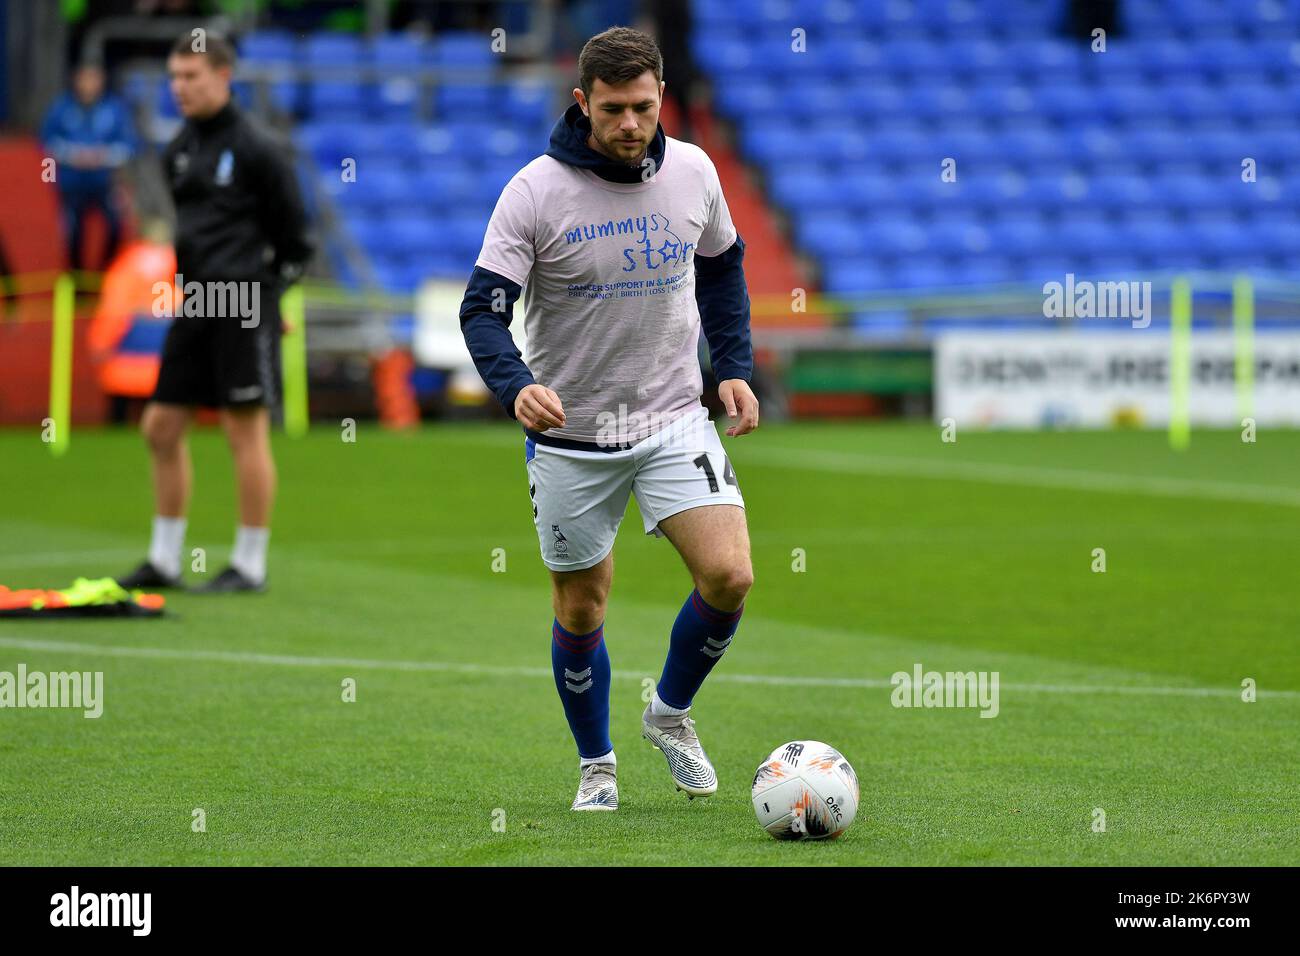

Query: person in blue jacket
[40,63,137,271]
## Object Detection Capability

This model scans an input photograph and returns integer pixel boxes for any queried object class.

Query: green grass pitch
[1,421,1297,865]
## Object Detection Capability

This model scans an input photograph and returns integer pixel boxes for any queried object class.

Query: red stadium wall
[0,314,105,425]
[0,137,106,425]
[0,137,72,274]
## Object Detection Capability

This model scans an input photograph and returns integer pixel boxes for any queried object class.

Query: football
[751,741,859,840]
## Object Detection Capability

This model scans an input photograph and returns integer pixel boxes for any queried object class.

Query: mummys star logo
[562,212,696,272]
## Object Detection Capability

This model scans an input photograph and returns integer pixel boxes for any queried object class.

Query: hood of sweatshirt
[545,102,666,184]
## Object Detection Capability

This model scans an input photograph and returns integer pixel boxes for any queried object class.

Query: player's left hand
[718,378,759,437]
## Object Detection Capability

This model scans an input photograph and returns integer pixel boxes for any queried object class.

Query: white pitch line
[0,636,1294,701]
[442,428,1300,508]
[742,446,1300,509]
[0,548,142,569]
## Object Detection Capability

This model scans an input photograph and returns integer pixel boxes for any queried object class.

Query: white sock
[651,690,689,717]
[148,515,186,578]
[580,750,615,768]
[230,525,269,584]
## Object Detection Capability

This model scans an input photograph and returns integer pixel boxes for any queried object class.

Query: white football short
[524,405,745,572]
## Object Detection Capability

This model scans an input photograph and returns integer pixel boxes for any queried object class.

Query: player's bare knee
[552,579,607,633]
[699,560,753,610]
[226,431,267,461]
[222,410,267,448]
[554,597,605,634]
[142,413,183,455]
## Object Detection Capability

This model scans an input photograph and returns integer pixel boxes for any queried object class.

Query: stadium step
[660,98,828,333]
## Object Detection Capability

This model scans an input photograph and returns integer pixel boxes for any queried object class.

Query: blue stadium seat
[713,82,780,121]
[298,122,355,166]
[371,33,429,69]
[741,123,807,164]
[1094,84,1169,122]
[1160,82,1228,122]
[1034,84,1099,120]
[862,219,930,258]
[1059,219,1118,258]
[858,128,930,163]
[1088,175,1156,210]
[1228,83,1288,121]
[1124,220,1192,258]
[375,77,420,120]
[1192,39,1262,74]
[434,81,502,116]
[894,262,951,289]
[752,0,801,26]
[689,35,756,76]
[1157,172,1223,211]
[1005,39,1081,76]
[846,82,911,117]
[1139,39,1199,76]
[852,313,912,336]
[346,167,412,212]
[412,168,479,211]
[413,124,459,163]
[505,82,554,126]
[1001,127,1068,164]
[240,31,297,64]
[795,213,870,259]
[303,34,364,66]
[153,75,179,119]
[442,215,489,258]
[841,173,913,209]
[350,220,402,259]
[1190,219,1255,259]
[307,80,370,119]
[940,37,1009,73]
[371,259,417,293]
[987,218,1049,258]
[930,221,993,257]
[1257,220,1300,256]
[767,168,842,210]
[691,0,740,28]
[430,31,495,67]
[822,258,887,294]
[1185,129,1252,165]
[879,39,950,74]
[950,257,1016,286]
[967,82,1036,118]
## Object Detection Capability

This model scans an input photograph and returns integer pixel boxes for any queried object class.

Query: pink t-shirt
[475,137,738,445]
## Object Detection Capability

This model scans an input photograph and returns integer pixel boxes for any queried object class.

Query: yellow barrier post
[1232,274,1255,424]
[48,273,75,457]
[281,283,308,437]
[1168,276,1192,451]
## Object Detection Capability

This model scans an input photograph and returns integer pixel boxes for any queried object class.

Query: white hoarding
[934,331,1300,428]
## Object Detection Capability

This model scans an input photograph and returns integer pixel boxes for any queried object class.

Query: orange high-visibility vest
[88,240,177,398]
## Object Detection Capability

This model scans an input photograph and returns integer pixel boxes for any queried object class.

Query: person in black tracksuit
[118,32,313,594]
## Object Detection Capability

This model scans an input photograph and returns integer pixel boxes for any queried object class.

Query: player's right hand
[514,384,566,431]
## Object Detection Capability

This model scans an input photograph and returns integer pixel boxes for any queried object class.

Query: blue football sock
[552,619,612,759]
[656,589,745,710]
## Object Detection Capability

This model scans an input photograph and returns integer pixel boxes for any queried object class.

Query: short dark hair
[578,27,663,101]
[169,30,237,70]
